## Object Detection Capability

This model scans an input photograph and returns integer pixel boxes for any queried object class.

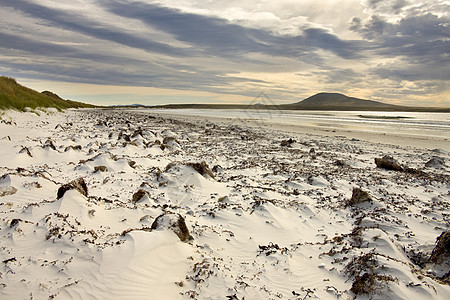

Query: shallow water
[142,109,450,140]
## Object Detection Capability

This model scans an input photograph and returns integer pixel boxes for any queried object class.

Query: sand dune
[0,108,449,299]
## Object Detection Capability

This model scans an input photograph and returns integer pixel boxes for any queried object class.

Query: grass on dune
[0,76,95,111]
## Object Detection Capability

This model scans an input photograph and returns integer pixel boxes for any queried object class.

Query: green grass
[0,76,96,111]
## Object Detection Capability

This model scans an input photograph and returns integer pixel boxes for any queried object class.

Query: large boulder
[57,178,88,199]
[151,213,190,242]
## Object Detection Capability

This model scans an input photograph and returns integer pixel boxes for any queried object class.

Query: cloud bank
[0,0,448,106]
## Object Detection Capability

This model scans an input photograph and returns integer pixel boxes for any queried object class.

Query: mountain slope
[288,92,399,109]
[0,76,95,111]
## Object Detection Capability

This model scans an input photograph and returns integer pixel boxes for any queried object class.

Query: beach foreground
[0,108,449,299]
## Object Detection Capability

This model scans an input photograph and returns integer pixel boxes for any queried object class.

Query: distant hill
[0,76,96,111]
[286,92,400,110]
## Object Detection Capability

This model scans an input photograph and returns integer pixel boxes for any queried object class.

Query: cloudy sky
[0,0,449,106]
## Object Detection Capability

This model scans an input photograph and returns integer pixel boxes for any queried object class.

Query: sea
[144,109,450,141]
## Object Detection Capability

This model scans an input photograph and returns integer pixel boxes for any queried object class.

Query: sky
[0,0,449,107]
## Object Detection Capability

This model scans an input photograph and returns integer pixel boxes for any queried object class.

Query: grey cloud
[364,0,408,14]
[350,10,450,82]
[0,0,187,57]
[101,0,366,60]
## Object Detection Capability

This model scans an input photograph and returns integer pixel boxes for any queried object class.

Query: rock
[374,155,404,171]
[0,186,18,197]
[151,213,190,242]
[64,145,82,151]
[10,218,21,228]
[280,138,296,147]
[334,160,348,167]
[57,177,88,199]
[94,166,108,173]
[429,231,450,264]
[425,157,445,169]
[348,187,372,206]
[132,189,149,203]
[212,165,223,173]
[186,161,215,179]
[162,136,178,145]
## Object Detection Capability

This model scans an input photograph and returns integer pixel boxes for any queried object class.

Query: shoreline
[143,110,450,151]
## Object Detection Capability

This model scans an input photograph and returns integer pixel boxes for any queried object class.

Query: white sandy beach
[0,108,449,299]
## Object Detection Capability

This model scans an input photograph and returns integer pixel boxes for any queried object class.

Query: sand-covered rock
[151,213,190,242]
[0,185,17,197]
[348,187,372,206]
[57,177,88,198]
[131,189,150,203]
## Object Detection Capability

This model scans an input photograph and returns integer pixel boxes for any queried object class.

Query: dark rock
[429,231,450,264]
[280,138,296,147]
[151,213,190,242]
[374,155,404,171]
[348,187,372,206]
[132,128,144,138]
[425,157,445,169]
[132,189,149,203]
[334,160,348,167]
[162,136,178,145]
[57,177,88,199]
[10,218,21,228]
[212,165,223,173]
[186,161,215,178]
[94,166,108,173]
[64,145,82,151]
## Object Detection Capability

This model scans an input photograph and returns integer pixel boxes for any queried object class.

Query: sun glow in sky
[0,0,449,106]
